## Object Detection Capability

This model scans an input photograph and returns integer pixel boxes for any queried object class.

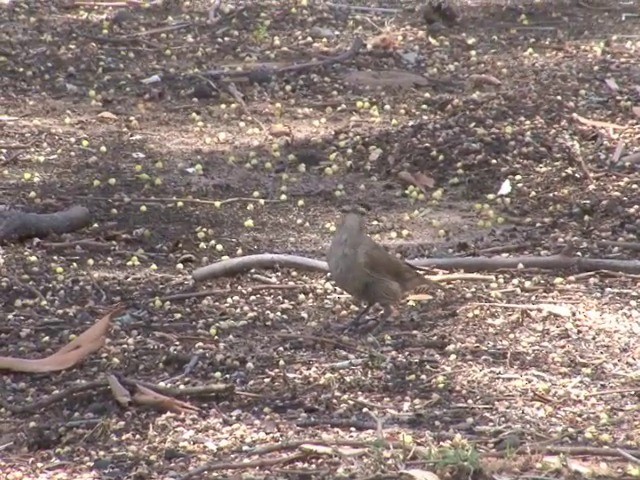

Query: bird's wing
[361,238,445,291]
[360,237,416,281]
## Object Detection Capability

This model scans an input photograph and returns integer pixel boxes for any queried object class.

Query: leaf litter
[2,0,640,479]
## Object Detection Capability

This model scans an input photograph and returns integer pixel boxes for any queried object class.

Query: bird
[327,209,444,331]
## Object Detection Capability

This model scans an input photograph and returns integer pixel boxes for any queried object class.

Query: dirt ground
[2,0,640,478]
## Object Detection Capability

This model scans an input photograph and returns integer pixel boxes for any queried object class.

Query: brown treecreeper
[327,210,443,331]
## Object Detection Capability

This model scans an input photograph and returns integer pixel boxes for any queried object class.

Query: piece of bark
[0,205,91,242]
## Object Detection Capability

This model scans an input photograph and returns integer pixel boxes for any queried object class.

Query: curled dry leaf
[107,374,132,407]
[632,106,640,119]
[0,304,125,373]
[604,78,619,93]
[343,70,430,89]
[397,171,435,192]
[400,469,441,480]
[300,444,335,455]
[368,33,398,51]
[270,123,292,138]
[97,111,119,122]
[414,172,435,190]
[133,383,200,413]
[468,73,502,87]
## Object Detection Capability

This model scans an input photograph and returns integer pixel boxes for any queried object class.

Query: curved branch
[411,254,640,274]
[192,254,328,282]
[193,252,640,281]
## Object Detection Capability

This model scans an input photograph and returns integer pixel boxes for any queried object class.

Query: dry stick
[161,284,302,302]
[0,377,233,414]
[274,333,372,356]
[584,388,640,398]
[41,239,113,251]
[596,240,640,251]
[179,452,309,480]
[572,113,628,130]
[465,302,572,317]
[611,140,625,164]
[324,2,401,13]
[226,81,267,133]
[208,0,222,22]
[71,195,281,206]
[193,254,327,281]
[192,252,640,282]
[10,275,47,304]
[478,243,532,255]
[125,22,192,38]
[617,448,640,465]
[414,254,640,274]
[203,37,364,80]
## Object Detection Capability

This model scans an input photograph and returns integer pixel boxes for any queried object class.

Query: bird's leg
[342,303,374,332]
[369,304,393,335]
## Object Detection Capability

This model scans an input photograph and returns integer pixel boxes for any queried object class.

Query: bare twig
[203,37,364,80]
[584,388,640,398]
[179,453,309,480]
[572,113,627,130]
[611,140,625,164]
[324,2,401,13]
[125,22,192,38]
[465,302,572,318]
[617,448,640,465]
[193,251,640,281]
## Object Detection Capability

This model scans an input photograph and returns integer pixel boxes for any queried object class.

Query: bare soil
[2,0,640,479]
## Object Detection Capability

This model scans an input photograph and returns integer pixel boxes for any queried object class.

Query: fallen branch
[465,302,572,318]
[324,2,401,13]
[192,254,327,282]
[202,37,364,81]
[179,453,309,480]
[413,253,640,274]
[0,375,233,414]
[0,205,91,242]
[192,251,640,281]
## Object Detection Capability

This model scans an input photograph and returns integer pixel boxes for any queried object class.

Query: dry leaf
[468,73,502,87]
[604,78,619,92]
[566,458,593,476]
[107,374,132,407]
[269,123,291,138]
[299,444,335,455]
[97,111,118,122]
[397,171,435,193]
[368,33,398,51]
[414,172,435,190]
[133,383,200,413]
[335,446,368,457]
[632,106,640,118]
[611,140,625,164]
[398,171,417,185]
[0,305,125,373]
[343,70,430,89]
[400,469,440,480]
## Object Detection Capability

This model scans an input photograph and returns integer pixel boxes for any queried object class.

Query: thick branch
[0,206,91,242]
[193,252,640,281]
[192,254,327,282]
[412,254,640,274]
